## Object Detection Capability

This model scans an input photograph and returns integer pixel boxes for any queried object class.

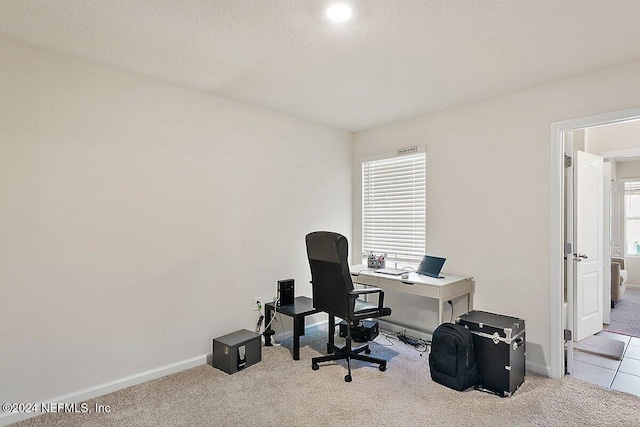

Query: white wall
[0,36,351,409]
[353,59,640,375]
[586,119,640,156]
[614,159,640,179]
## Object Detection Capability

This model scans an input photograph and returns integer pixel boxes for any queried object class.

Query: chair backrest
[305,231,354,319]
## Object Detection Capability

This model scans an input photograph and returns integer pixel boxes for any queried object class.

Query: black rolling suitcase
[456,310,525,397]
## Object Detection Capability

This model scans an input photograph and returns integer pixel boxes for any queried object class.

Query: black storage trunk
[456,310,525,397]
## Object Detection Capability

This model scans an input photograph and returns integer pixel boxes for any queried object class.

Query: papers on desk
[375,267,408,276]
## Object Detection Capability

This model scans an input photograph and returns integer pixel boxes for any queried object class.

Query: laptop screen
[416,255,446,278]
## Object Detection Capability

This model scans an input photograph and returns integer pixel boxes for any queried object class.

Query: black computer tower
[456,310,525,397]
[212,329,261,374]
[277,279,294,306]
[338,319,379,342]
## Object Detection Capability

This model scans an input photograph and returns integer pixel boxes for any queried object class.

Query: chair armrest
[347,288,385,317]
[350,287,384,295]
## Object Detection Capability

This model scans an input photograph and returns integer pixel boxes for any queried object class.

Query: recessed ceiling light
[326,3,352,23]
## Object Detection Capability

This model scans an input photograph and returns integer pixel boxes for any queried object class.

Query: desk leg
[264,305,274,347]
[292,316,301,360]
[438,300,445,325]
[297,316,306,337]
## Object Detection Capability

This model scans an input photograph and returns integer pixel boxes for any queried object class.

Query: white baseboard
[0,354,208,427]
[267,319,326,345]
[2,320,326,426]
[377,319,433,341]
[526,360,551,377]
[304,319,326,333]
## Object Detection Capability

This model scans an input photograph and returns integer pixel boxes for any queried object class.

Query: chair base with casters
[312,318,386,382]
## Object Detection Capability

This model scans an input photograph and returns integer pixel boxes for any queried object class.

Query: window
[362,150,426,264]
[625,181,640,255]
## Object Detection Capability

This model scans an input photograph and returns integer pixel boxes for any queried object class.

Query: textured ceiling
[1,0,640,131]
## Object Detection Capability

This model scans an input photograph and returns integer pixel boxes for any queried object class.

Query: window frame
[361,147,426,266]
[624,179,640,256]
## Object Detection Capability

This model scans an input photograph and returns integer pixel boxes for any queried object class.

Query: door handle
[572,253,588,262]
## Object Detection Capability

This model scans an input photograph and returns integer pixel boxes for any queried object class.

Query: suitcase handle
[512,338,524,350]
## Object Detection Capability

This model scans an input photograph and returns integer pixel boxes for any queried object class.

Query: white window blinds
[362,152,426,263]
[625,181,640,195]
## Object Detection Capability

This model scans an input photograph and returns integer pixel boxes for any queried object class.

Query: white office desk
[350,265,475,325]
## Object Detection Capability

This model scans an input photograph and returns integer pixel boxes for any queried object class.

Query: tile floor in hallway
[571,330,640,397]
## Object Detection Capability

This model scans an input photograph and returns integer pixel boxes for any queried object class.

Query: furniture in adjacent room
[263,296,323,360]
[306,231,392,382]
[611,257,627,308]
[350,265,475,325]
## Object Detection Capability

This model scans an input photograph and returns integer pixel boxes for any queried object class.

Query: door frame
[550,107,640,378]
[603,163,612,326]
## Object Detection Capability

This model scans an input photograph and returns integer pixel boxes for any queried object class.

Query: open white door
[611,180,625,258]
[573,150,604,342]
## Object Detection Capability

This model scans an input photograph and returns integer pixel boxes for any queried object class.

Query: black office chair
[305,231,392,382]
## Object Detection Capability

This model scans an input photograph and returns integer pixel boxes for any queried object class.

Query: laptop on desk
[416,255,446,279]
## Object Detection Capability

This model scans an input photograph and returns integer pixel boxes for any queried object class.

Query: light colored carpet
[11,328,640,427]
[607,287,640,338]
[574,335,626,360]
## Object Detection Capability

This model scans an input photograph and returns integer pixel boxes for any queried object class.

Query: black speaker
[277,279,294,306]
[212,329,261,374]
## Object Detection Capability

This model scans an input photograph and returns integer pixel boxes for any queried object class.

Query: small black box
[277,279,294,306]
[339,320,379,342]
[456,310,525,397]
[212,329,261,374]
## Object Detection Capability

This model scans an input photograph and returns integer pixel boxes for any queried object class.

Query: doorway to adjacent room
[551,107,640,397]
